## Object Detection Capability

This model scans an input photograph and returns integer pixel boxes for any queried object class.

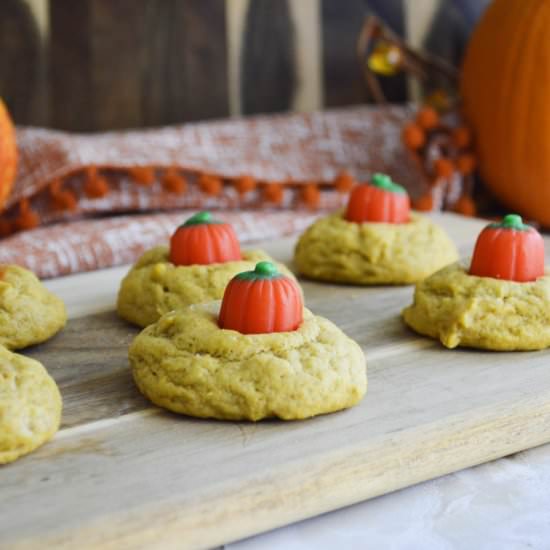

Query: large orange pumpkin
[460,0,550,226]
[0,99,17,211]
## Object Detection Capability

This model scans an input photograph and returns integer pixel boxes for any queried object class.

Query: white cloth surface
[229,444,550,550]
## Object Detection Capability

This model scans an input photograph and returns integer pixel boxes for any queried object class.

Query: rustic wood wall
[0,0,484,131]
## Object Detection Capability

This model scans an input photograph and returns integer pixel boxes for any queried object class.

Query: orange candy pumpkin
[218,261,303,334]
[345,173,410,224]
[169,211,241,266]
[470,214,544,282]
[0,98,17,211]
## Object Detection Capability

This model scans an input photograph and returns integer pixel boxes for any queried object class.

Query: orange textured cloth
[1,106,427,278]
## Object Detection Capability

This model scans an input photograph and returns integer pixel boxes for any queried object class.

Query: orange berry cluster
[402,106,477,216]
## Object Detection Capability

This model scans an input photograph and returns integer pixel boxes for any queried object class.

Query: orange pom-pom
[198,174,223,196]
[416,106,439,130]
[456,153,477,175]
[14,199,39,231]
[263,183,284,205]
[234,175,256,195]
[0,98,18,211]
[413,193,434,211]
[451,127,472,149]
[84,167,109,198]
[49,180,77,211]
[402,123,426,150]
[162,168,187,194]
[129,167,156,186]
[55,190,77,211]
[301,183,320,208]
[334,171,355,192]
[453,195,476,217]
[434,157,455,179]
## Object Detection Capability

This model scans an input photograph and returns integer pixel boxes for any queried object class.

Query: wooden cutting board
[3,213,550,550]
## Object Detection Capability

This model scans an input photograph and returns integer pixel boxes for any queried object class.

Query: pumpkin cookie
[0,346,62,464]
[294,174,458,285]
[129,262,366,421]
[0,265,67,350]
[117,212,296,328]
[403,215,550,350]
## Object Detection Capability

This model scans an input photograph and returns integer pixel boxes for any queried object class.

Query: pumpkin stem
[501,213,525,230]
[236,261,281,281]
[371,173,407,194]
[183,211,213,226]
[254,261,278,277]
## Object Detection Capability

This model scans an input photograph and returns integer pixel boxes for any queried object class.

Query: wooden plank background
[0,0,488,131]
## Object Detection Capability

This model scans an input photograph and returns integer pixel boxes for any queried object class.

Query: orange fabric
[0,105,470,278]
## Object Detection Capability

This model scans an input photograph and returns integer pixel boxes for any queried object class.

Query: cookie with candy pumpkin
[403,214,550,350]
[294,173,458,284]
[117,212,296,327]
[129,261,366,420]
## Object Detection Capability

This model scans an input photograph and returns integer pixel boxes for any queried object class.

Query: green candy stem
[183,211,213,226]
[254,261,278,277]
[236,261,281,281]
[371,172,407,195]
[490,213,529,231]
[501,213,525,229]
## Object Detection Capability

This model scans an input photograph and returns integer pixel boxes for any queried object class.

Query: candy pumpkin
[169,211,241,266]
[470,214,545,283]
[345,173,410,224]
[218,261,303,334]
[0,98,17,211]
[460,0,550,225]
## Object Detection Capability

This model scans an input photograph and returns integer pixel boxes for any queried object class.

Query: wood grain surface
[3,214,550,549]
[1,0,478,129]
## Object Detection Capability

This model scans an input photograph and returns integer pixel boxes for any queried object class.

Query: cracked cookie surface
[0,346,62,464]
[294,212,458,285]
[129,303,367,420]
[117,248,295,328]
[403,262,550,350]
[0,265,67,350]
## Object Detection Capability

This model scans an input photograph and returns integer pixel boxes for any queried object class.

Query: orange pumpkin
[218,261,303,334]
[169,211,241,266]
[345,173,410,224]
[470,214,544,282]
[0,98,17,211]
[460,0,550,226]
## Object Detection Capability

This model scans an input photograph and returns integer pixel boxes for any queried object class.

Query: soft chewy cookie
[403,215,550,351]
[403,262,550,350]
[117,247,294,328]
[294,211,458,285]
[129,304,366,421]
[117,211,297,327]
[0,346,62,464]
[0,265,67,350]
